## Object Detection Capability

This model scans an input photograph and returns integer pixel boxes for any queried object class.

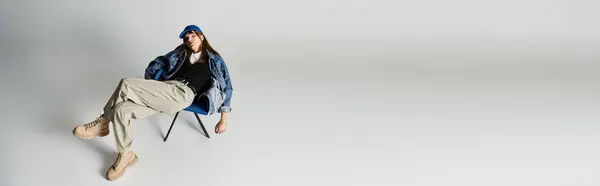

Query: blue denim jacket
[144,44,233,114]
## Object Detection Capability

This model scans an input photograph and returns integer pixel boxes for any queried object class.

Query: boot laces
[113,153,123,169]
[84,117,104,129]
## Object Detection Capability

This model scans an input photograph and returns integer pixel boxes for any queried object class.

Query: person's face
[183,31,203,52]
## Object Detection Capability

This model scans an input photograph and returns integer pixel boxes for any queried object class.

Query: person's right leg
[103,78,196,115]
[72,78,195,181]
[73,78,195,139]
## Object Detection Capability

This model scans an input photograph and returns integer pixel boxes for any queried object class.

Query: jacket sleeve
[217,56,233,113]
[145,55,167,80]
[144,46,183,80]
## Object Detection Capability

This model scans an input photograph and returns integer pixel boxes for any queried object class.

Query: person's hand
[215,120,227,134]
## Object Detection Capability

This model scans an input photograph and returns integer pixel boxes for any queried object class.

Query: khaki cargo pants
[102,78,195,153]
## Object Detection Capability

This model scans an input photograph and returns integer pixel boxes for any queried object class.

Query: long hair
[182,30,221,57]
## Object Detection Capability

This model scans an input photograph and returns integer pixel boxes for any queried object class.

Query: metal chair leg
[164,111,180,142]
[194,113,210,139]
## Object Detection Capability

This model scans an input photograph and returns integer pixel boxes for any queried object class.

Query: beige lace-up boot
[72,116,110,139]
[106,151,138,181]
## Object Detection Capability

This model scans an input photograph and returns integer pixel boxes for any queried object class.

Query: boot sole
[107,154,138,181]
[73,128,110,139]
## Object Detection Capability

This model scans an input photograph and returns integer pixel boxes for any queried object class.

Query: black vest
[171,51,213,95]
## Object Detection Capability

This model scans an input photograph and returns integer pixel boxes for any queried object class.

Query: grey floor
[2,1,600,186]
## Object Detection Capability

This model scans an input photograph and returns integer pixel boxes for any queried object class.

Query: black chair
[155,70,211,141]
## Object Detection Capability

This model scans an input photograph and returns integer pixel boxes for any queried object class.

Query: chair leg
[194,113,210,139]
[164,111,180,142]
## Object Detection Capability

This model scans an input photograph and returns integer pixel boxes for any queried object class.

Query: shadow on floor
[41,109,116,178]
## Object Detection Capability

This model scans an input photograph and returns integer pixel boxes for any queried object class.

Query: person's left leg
[101,79,194,181]
[73,78,195,181]
[104,100,158,181]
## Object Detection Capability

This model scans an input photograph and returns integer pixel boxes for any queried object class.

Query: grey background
[1,0,599,186]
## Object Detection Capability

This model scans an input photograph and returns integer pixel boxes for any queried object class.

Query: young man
[72,25,233,181]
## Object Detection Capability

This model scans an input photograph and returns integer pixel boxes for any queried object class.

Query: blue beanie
[179,25,202,38]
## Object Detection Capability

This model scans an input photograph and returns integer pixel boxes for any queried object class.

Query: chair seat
[165,98,211,141]
[184,100,209,115]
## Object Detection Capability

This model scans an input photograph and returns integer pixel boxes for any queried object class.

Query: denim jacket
[144,44,233,114]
